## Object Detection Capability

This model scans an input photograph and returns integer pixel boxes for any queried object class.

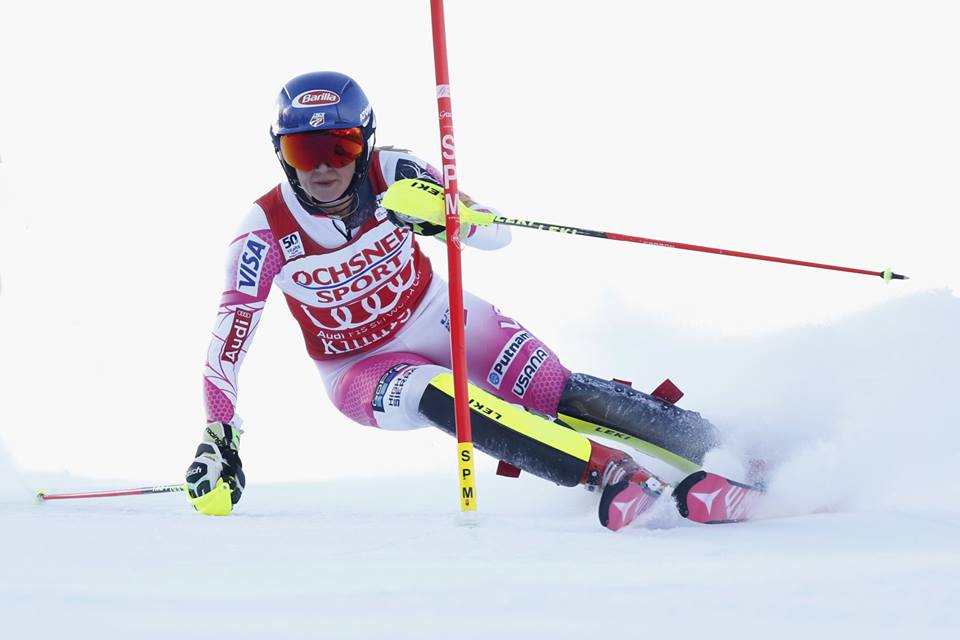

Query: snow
[3,0,959,486]
[2,291,958,638]
[3,477,959,639]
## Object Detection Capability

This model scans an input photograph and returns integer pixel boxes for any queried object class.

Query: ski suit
[203,149,719,487]
[204,149,569,431]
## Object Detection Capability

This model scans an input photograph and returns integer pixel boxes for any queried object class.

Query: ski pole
[489,215,908,282]
[36,483,185,503]
[382,179,909,282]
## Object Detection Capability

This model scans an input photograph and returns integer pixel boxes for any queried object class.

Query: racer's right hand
[185,421,245,516]
[383,207,446,236]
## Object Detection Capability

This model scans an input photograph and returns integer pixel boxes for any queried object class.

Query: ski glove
[380,178,497,227]
[382,207,446,236]
[185,421,245,516]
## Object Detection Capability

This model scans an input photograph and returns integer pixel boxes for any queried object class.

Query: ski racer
[185,71,723,530]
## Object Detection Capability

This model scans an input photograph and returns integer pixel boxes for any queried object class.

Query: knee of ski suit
[332,353,445,429]
[332,346,573,431]
[457,303,572,417]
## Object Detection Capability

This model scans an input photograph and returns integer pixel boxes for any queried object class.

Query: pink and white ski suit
[203,149,571,431]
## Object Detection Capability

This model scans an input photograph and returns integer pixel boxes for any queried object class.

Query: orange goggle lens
[280,128,364,170]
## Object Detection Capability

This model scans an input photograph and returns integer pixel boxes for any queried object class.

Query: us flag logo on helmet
[309,112,325,127]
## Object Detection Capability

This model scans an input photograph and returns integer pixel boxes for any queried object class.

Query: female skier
[185,71,722,531]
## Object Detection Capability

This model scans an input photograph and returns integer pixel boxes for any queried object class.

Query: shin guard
[418,373,592,486]
[557,373,721,469]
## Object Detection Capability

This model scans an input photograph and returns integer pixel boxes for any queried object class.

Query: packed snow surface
[2,292,958,639]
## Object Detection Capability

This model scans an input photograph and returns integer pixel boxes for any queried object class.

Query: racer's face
[295,160,355,203]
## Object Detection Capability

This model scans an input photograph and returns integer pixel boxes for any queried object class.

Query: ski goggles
[279,128,365,170]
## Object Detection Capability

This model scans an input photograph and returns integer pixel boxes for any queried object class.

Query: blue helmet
[271,71,377,216]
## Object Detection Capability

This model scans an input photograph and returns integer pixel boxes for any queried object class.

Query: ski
[672,471,766,524]
[598,478,665,531]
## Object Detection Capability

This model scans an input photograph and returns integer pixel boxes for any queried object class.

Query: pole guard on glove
[379,178,496,228]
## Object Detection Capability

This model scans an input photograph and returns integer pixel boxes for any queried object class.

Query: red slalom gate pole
[429,0,477,513]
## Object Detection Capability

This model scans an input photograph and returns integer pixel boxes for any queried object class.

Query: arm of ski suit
[202,205,282,425]
[375,150,511,251]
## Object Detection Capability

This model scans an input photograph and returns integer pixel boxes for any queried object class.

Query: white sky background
[0,1,957,483]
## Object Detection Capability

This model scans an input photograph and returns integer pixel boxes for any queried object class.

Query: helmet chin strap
[305,190,357,219]
[283,159,361,220]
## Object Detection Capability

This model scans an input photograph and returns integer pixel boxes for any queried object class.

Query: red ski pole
[36,483,185,502]
[381,180,908,282]
[429,0,477,513]
[489,216,909,281]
